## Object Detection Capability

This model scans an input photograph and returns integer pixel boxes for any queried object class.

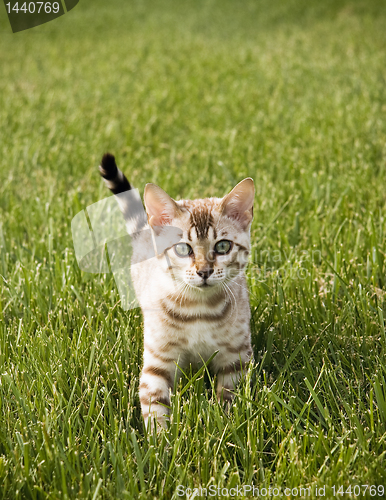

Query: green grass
[1,0,386,497]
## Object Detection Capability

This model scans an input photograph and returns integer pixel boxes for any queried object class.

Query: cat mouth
[197,282,212,288]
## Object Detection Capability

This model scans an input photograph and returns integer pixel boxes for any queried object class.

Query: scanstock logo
[3,0,79,33]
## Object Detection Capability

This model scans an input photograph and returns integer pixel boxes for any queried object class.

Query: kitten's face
[164,203,250,290]
[144,179,254,293]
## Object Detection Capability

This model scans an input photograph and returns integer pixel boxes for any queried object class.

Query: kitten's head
[144,179,254,292]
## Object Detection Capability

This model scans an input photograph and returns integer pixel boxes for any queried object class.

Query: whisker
[221,281,238,326]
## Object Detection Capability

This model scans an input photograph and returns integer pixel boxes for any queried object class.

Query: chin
[195,282,220,291]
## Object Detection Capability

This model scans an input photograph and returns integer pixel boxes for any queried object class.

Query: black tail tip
[99,152,118,180]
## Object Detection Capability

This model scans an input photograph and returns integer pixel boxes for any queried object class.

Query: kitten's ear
[221,178,255,229]
[144,183,182,228]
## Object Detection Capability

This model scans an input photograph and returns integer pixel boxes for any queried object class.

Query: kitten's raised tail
[99,153,132,194]
[99,153,148,234]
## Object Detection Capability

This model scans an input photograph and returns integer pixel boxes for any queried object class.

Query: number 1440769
[331,485,384,497]
[5,2,61,14]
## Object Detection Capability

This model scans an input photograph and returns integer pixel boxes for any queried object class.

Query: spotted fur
[99,154,255,430]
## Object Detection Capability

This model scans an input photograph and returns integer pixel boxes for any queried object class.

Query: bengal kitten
[99,153,254,429]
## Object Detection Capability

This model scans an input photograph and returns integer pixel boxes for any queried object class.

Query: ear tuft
[221,178,255,229]
[144,183,182,228]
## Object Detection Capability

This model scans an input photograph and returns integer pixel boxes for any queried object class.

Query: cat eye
[174,242,193,257]
[214,240,232,255]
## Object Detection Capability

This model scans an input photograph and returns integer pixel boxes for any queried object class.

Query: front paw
[143,410,170,433]
[217,387,234,413]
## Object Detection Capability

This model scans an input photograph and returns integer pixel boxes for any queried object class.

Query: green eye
[214,240,232,255]
[174,242,193,257]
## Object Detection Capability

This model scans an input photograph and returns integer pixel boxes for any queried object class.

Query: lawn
[1,0,386,498]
